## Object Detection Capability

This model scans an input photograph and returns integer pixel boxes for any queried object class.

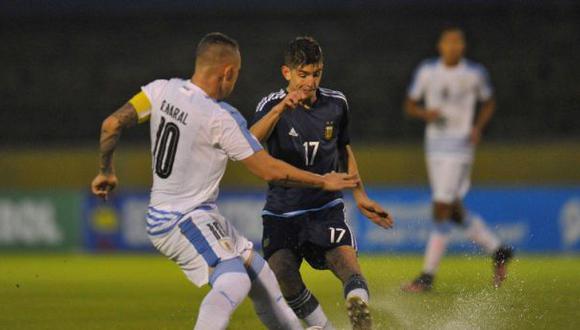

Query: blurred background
[0,0,579,254]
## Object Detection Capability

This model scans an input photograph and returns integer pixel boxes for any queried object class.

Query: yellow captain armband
[128,91,152,123]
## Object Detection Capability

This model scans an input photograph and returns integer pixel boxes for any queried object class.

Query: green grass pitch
[1,254,578,329]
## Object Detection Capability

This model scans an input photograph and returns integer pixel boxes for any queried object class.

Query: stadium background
[1,1,579,329]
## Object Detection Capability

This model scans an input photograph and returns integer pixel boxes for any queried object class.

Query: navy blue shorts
[261,203,355,270]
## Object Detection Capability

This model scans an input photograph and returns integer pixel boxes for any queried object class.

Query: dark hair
[284,36,323,68]
[440,25,465,39]
[196,32,239,58]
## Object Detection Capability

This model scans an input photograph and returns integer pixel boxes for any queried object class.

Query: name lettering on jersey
[324,121,334,140]
[160,100,188,125]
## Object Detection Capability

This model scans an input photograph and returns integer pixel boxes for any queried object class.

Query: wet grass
[0,254,578,329]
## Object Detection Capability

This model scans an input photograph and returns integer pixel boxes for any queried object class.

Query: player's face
[438,31,465,65]
[219,51,241,99]
[284,63,323,101]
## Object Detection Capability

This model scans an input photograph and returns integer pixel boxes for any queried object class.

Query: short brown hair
[284,36,323,68]
[196,32,239,57]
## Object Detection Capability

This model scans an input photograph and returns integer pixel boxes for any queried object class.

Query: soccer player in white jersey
[90,32,359,330]
[401,26,513,292]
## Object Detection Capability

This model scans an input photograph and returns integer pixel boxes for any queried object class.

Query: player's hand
[357,198,394,229]
[91,172,118,201]
[424,109,442,123]
[321,172,359,191]
[470,127,481,145]
[273,90,309,113]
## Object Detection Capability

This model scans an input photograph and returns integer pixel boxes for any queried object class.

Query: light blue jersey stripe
[262,198,344,218]
[179,218,220,267]
[148,206,183,216]
[146,203,215,235]
[146,213,176,222]
[246,253,266,282]
[224,107,263,152]
[209,257,247,285]
[147,221,180,236]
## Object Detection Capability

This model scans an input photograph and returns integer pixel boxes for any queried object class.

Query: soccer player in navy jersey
[250,36,394,330]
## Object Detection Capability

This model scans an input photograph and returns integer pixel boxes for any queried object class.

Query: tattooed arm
[91,103,138,200]
[240,150,359,191]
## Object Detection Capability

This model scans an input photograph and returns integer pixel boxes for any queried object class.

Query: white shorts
[148,207,253,287]
[426,155,472,204]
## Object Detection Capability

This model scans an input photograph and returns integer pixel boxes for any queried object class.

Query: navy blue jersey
[250,87,351,215]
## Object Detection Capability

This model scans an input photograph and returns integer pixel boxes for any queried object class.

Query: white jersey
[408,58,493,159]
[137,78,262,220]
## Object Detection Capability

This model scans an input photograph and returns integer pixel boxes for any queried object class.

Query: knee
[268,252,300,280]
[267,251,303,294]
[433,202,452,221]
[246,253,268,282]
[325,246,361,282]
[450,202,465,225]
[210,257,251,295]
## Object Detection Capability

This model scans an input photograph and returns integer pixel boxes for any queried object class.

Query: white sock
[344,274,370,303]
[423,222,452,275]
[247,254,302,330]
[304,305,334,330]
[346,288,369,303]
[465,215,501,254]
[194,260,251,330]
[286,288,334,329]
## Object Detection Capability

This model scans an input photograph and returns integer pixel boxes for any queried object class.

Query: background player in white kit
[90,32,358,329]
[402,26,513,292]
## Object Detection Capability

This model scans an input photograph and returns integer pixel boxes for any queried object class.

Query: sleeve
[476,66,494,101]
[337,98,351,148]
[128,91,152,124]
[131,79,168,123]
[213,106,263,161]
[407,63,428,101]
[249,95,279,127]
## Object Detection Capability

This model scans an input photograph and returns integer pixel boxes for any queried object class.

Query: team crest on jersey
[218,237,235,254]
[324,121,334,140]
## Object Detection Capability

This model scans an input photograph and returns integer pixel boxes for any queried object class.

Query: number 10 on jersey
[153,116,180,179]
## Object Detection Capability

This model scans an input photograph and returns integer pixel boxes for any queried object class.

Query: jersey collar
[186,80,212,99]
[438,57,466,70]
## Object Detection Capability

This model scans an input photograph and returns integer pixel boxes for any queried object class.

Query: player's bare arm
[241,149,358,191]
[404,97,441,123]
[250,90,308,142]
[471,98,496,145]
[343,144,394,229]
[91,102,139,200]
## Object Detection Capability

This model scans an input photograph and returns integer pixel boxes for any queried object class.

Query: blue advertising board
[83,192,153,251]
[83,187,580,253]
[359,187,580,253]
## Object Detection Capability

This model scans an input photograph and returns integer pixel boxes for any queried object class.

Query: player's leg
[303,204,366,329]
[244,251,303,330]
[195,257,251,330]
[403,157,458,292]
[268,249,333,329]
[216,213,302,330]
[453,171,514,287]
[263,215,333,329]
[178,217,252,330]
[324,245,372,330]
[454,169,501,252]
[149,213,251,330]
